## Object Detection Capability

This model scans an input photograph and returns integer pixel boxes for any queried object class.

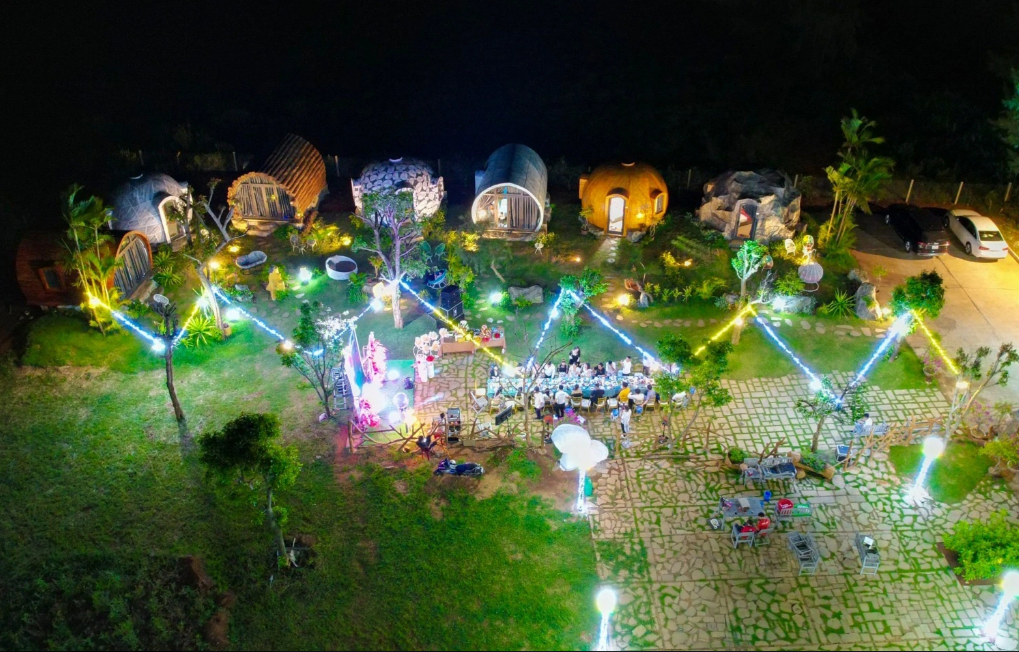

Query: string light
[399,281,510,367]
[911,310,959,375]
[693,303,757,356]
[851,312,912,385]
[525,291,566,367]
[755,316,822,387]
[86,293,163,351]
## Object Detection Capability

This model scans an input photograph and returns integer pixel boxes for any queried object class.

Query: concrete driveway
[852,212,1019,405]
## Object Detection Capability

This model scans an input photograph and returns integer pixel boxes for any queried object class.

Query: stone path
[410,357,1018,651]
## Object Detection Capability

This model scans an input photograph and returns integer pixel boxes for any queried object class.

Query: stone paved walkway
[412,357,1018,650]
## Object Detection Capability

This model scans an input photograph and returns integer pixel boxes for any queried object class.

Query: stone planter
[325,255,357,281]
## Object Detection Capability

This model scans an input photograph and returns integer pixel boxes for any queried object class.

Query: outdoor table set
[740,456,798,487]
[486,373,653,400]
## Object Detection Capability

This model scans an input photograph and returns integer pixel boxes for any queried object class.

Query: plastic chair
[571,396,583,411]
[731,524,755,549]
[754,526,775,546]
[595,397,607,413]
[581,398,593,413]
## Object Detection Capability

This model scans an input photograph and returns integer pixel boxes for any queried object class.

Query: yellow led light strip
[693,303,757,356]
[399,282,510,368]
[911,310,959,375]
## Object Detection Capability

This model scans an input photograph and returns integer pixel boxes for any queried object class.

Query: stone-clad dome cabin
[351,158,445,218]
[698,170,802,244]
[579,162,668,238]
[228,134,328,236]
[108,173,189,249]
[471,144,548,239]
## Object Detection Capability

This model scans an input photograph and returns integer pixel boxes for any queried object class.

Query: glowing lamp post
[906,436,945,504]
[489,290,504,304]
[596,587,617,651]
[984,571,1019,642]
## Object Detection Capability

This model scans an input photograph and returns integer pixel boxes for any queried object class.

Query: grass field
[0,354,602,650]
[887,441,996,504]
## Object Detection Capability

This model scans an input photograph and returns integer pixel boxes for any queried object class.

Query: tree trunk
[392,282,404,329]
[165,347,186,424]
[731,319,744,346]
[679,400,702,444]
[319,373,333,418]
[266,485,291,567]
[740,277,748,299]
[811,415,826,452]
[196,267,225,335]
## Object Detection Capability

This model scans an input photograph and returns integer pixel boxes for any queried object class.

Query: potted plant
[921,351,944,385]
[726,447,747,468]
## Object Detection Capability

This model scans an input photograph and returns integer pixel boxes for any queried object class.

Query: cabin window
[39,266,64,291]
[655,193,665,214]
[498,198,508,216]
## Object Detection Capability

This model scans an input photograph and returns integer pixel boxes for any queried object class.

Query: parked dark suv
[882,204,951,255]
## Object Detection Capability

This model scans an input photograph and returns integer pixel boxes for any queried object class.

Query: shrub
[775,270,805,296]
[181,314,222,349]
[728,447,747,464]
[799,450,828,473]
[347,272,368,304]
[559,315,581,340]
[943,511,1019,580]
[695,277,727,301]
[820,289,854,319]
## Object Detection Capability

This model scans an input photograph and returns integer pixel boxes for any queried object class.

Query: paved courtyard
[413,356,1019,650]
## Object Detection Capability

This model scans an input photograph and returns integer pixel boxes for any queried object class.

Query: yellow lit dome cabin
[579,162,668,237]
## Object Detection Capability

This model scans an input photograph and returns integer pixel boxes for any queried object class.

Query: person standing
[620,404,632,436]
[618,381,631,407]
[532,389,547,420]
[554,384,569,419]
[568,346,581,365]
[621,356,633,376]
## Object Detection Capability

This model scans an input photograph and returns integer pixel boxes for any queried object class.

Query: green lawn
[887,441,994,504]
[0,354,602,650]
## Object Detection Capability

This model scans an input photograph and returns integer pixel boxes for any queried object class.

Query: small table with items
[716,496,766,520]
[855,533,880,575]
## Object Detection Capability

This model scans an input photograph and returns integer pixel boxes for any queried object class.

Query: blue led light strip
[525,290,566,367]
[110,310,162,348]
[755,316,821,386]
[213,286,287,341]
[573,291,658,364]
[851,312,912,385]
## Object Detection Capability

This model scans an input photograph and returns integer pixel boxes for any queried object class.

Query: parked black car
[882,204,951,255]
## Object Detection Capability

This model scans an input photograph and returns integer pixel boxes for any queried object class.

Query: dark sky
[3,0,1019,206]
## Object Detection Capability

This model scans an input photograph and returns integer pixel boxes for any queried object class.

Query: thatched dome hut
[579,162,668,237]
[109,173,189,247]
[351,157,445,218]
[471,144,548,238]
[228,134,328,236]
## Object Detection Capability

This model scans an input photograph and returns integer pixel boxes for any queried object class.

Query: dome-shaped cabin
[471,144,548,239]
[109,172,189,248]
[579,162,668,237]
[228,134,328,236]
[351,157,445,218]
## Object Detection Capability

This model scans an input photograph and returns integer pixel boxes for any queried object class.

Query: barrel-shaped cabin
[471,144,548,239]
[228,134,328,236]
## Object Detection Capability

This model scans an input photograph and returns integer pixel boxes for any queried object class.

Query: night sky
[2,0,1018,292]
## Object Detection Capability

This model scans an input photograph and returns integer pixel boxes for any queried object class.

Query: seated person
[621,356,633,375]
[568,363,580,377]
[594,362,607,376]
[606,360,618,375]
[580,362,592,378]
[645,387,658,405]
[568,346,581,365]
[557,361,569,374]
[630,390,645,406]
[590,383,606,401]
[543,362,556,378]
[571,384,583,398]
[754,516,772,532]
[489,364,500,378]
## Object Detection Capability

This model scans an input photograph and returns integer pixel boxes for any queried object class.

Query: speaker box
[440,285,462,309]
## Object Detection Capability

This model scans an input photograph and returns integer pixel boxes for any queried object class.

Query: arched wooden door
[114,234,152,297]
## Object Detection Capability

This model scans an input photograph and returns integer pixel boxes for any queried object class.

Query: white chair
[471,393,489,418]
[581,398,593,413]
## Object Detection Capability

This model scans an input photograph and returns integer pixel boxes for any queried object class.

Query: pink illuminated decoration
[362,332,388,383]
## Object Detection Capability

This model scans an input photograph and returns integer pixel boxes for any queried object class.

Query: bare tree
[153,301,188,438]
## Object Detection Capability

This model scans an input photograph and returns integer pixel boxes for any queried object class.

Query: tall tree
[279,301,347,418]
[654,335,733,450]
[152,300,187,430]
[729,242,772,345]
[352,191,430,329]
[822,110,894,249]
[795,377,869,452]
[62,185,121,334]
[889,269,946,360]
[198,413,302,567]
